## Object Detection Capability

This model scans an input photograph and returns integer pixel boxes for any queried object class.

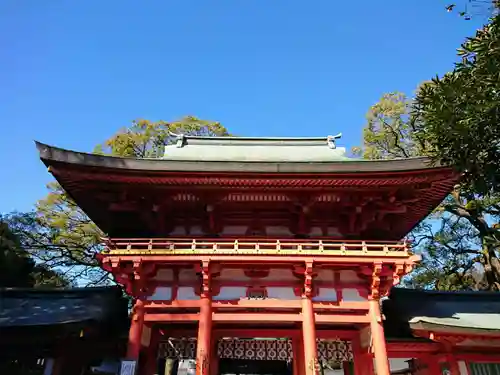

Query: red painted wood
[369,299,390,375]
[127,300,145,359]
[302,296,318,375]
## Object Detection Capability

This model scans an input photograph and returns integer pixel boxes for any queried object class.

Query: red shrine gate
[36,135,459,375]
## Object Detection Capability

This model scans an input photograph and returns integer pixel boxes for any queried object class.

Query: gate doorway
[218,358,292,375]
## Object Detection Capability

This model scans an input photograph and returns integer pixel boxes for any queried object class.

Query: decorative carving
[392,263,405,286]
[98,257,157,297]
[428,332,466,346]
[304,262,314,298]
[292,261,317,298]
[195,261,211,298]
[327,133,342,149]
[370,262,383,299]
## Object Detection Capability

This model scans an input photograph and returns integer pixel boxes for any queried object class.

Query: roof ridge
[167,132,343,142]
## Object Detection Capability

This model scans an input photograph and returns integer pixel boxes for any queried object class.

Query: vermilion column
[302,264,318,375]
[196,263,212,375]
[302,296,318,375]
[144,327,160,375]
[292,336,305,375]
[365,354,375,375]
[369,298,390,375]
[127,299,145,359]
[351,338,363,375]
[210,336,219,375]
[425,356,442,375]
[448,355,460,375]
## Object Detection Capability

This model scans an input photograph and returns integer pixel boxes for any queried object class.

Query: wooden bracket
[197,260,212,298]
[303,261,315,298]
[392,263,405,286]
[369,262,383,299]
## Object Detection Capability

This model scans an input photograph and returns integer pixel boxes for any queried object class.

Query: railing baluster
[104,237,410,256]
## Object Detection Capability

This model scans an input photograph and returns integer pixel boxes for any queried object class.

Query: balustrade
[103,237,410,257]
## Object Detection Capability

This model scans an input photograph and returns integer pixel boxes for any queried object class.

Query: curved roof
[35,139,459,239]
[36,140,441,174]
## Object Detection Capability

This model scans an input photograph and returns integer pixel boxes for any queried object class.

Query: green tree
[33,117,229,285]
[415,14,500,195]
[414,13,500,290]
[0,213,70,288]
[354,92,425,160]
[358,91,500,291]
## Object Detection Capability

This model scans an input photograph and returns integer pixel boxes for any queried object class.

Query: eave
[36,141,449,174]
[36,142,460,239]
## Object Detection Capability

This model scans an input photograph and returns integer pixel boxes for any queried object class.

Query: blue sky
[0,0,486,213]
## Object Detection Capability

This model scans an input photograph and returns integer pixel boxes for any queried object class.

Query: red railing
[103,237,410,256]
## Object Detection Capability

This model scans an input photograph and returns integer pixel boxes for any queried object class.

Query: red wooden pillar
[292,335,304,375]
[448,355,460,375]
[369,298,390,375]
[351,337,364,375]
[144,326,160,375]
[127,299,145,360]
[302,263,318,375]
[365,354,374,375]
[196,263,212,375]
[425,356,442,375]
[356,353,374,375]
[210,336,219,375]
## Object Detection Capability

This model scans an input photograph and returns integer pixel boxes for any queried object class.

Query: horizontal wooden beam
[213,313,302,323]
[144,313,199,322]
[104,255,416,265]
[151,280,367,289]
[145,311,369,324]
[145,300,202,308]
[214,329,300,339]
[386,342,440,354]
[314,314,369,324]
[159,328,359,340]
[144,299,370,311]
[105,253,412,260]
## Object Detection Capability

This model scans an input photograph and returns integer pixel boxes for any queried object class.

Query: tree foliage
[359,89,500,291]
[0,213,70,288]
[32,117,229,285]
[415,14,500,195]
[354,92,425,160]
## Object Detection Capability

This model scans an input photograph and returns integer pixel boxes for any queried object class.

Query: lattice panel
[158,339,196,359]
[217,339,292,361]
[157,338,353,362]
[317,339,353,362]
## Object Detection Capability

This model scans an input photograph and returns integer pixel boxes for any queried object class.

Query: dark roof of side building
[383,287,500,338]
[0,286,128,329]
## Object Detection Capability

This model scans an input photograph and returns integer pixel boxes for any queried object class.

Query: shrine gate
[36,134,459,375]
